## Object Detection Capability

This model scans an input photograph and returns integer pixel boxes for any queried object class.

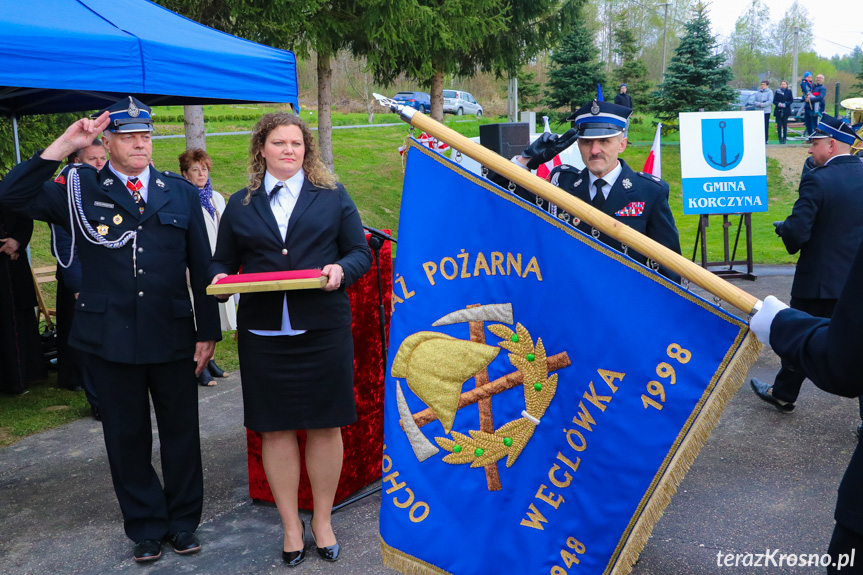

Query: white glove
[749,295,790,347]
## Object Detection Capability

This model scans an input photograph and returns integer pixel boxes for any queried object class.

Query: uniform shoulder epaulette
[636,171,662,184]
[54,162,96,184]
[549,164,582,185]
[160,170,188,181]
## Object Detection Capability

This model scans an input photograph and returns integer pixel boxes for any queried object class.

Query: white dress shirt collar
[264,168,305,200]
[109,163,151,202]
[587,161,623,200]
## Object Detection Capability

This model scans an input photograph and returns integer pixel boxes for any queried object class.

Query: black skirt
[237,327,357,432]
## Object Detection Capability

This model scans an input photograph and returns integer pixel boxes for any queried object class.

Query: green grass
[0,372,91,446]
[13,111,801,444]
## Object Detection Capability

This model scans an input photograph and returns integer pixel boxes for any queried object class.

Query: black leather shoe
[311,523,340,562]
[750,378,795,412]
[208,359,230,378]
[197,365,217,387]
[133,539,162,562]
[167,531,201,555]
[282,518,306,567]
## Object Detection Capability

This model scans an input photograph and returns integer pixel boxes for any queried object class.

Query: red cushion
[215,269,322,284]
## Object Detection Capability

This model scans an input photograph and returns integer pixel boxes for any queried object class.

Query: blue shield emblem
[701,118,744,171]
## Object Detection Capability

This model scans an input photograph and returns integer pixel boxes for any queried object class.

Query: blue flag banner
[381,139,760,575]
[597,83,604,102]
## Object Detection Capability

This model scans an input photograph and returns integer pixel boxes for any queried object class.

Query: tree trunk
[317,52,335,171]
[183,105,206,151]
[430,70,444,122]
[364,69,374,124]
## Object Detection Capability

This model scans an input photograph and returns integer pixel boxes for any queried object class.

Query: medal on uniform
[97,224,109,236]
[113,214,123,225]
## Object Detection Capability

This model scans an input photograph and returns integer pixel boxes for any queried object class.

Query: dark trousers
[804,108,818,136]
[828,522,863,574]
[773,297,863,417]
[87,353,203,542]
[764,113,771,142]
[775,114,788,142]
[55,275,97,407]
[772,298,836,403]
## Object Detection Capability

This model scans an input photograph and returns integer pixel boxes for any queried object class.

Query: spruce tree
[650,3,735,127]
[851,57,863,98]
[611,18,651,110]
[546,22,606,117]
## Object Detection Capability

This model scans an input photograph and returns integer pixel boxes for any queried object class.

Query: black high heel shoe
[207,359,230,378]
[282,517,306,567]
[310,520,340,562]
[196,364,217,387]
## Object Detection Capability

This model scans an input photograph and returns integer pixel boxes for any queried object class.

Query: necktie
[268,182,285,203]
[127,177,145,214]
[592,179,607,210]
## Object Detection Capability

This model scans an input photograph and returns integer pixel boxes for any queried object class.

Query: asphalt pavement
[1,265,858,575]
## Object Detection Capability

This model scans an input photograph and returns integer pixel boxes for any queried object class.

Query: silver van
[443,90,483,116]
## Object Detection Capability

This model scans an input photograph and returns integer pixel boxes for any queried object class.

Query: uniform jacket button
[282,248,288,255]
[137,247,144,252]
[138,291,144,297]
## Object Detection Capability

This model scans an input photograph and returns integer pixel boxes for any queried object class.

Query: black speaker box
[479,123,530,159]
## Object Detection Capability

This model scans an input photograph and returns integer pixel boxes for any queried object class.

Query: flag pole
[376,96,760,316]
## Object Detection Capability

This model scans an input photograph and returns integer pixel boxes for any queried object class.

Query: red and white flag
[642,122,662,178]
[399,132,450,156]
[535,116,562,181]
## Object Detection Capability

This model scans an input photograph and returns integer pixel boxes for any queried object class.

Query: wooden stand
[692,214,756,280]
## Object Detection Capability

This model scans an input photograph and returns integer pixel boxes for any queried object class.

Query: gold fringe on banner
[608,331,763,575]
[381,536,453,575]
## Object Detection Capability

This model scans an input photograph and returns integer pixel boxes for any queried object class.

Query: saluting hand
[321,264,344,292]
[41,111,111,162]
[520,128,579,171]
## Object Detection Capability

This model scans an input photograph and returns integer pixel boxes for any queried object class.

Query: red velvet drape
[246,233,392,509]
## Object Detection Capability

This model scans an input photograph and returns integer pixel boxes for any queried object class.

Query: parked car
[392,91,431,114]
[735,89,758,111]
[443,90,483,116]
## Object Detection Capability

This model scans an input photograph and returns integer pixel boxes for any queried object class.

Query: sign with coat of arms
[679,111,768,215]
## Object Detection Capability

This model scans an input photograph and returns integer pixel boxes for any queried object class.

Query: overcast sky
[704,0,863,58]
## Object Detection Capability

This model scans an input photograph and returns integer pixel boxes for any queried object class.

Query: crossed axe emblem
[392,303,571,491]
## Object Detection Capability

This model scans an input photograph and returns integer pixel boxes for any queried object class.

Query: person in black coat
[773,80,794,144]
[750,115,863,418]
[0,209,46,394]
[51,140,107,418]
[511,100,682,281]
[613,84,633,109]
[210,112,372,566]
[751,221,863,573]
[0,97,220,563]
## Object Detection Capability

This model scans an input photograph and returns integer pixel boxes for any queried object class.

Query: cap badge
[622,178,632,189]
[97,224,109,236]
[591,101,600,115]
[156,179,165,188]
[128,99,140,118]
[103,178,114,186]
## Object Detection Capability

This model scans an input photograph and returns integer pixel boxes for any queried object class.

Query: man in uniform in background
[514,100,682,281]
[0,97,220,563]
[750,114,863,423]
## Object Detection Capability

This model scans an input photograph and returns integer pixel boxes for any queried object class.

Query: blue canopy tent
[0,0,299,160]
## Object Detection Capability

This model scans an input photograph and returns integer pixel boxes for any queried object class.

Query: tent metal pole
[12,113,21,164]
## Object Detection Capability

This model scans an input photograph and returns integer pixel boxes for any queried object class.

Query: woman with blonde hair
[210,112,371,566]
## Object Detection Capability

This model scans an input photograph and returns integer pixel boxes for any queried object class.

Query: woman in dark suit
[210,112,372,566]
[773,80,794,144]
